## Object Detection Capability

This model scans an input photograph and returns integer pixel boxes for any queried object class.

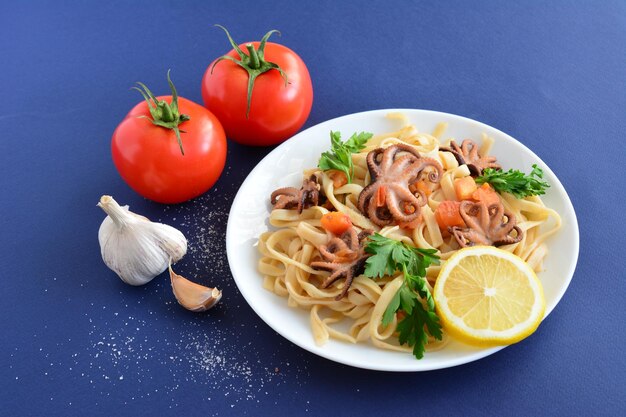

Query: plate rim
[225,108,580,372]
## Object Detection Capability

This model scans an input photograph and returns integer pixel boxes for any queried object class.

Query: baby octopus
[357,144,443,227]
[450,200,523,247]
[440,139,501,176]
[311,228,372,300]
[270,175,320,213]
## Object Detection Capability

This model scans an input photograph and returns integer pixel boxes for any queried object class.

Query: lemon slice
[433,246,545,347]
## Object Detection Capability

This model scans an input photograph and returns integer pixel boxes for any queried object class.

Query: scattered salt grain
[33,172,313,412]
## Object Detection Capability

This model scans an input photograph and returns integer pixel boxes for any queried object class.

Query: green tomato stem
[246,44,261,69]
[212,26,289,119]
[160,102,175,122]
[133,71,190,155]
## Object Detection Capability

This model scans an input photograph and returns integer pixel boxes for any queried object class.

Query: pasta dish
[257,113,561,358]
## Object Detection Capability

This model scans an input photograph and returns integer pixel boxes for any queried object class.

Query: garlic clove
[169,263,222,312]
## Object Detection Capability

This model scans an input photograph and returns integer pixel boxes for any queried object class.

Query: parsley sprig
[364,234,441,359]
[318,131,372,183]
[476,164,550,198]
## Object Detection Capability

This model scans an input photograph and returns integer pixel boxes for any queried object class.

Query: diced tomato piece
[472,183,500,206]
[376,185,387,207]
[320,212,353,235]
[410,180,433,198]
[434,201,466,229]
[327,170,348,188]
[454,176,477,201]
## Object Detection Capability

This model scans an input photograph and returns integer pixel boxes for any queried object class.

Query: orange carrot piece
[454,176,477,201]
[434,201,466,229]
[471,183,500,206]
[320,212,353,235]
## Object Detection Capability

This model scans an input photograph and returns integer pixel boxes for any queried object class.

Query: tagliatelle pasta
[257,115,561,354]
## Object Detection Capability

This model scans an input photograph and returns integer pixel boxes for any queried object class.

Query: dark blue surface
[1,1,625,415]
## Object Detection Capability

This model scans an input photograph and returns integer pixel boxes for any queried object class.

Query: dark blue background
[1,1,625,416]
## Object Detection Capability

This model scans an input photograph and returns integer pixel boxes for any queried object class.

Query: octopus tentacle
[380,143,419,172]
[412,189,427,206]
[366,148,385,180]
[367,197,382,225]
[387,143,422,160]
[309,261,338,273]
[340,227,359,249]
[320,267,349,288]
[423,158,444,182]
[357,183,377,215]
[386,191,421,223]
[271,187,298,205]
[387,154,421,178]
[319,240,351,262]
[388,183,423,208]
[493,225,523,246]
[489,203,505,230]
[402,158,443,184]
[452,228,491,246]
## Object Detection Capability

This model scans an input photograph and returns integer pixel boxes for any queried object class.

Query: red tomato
[112,95,226,204]
[201,28,313,146]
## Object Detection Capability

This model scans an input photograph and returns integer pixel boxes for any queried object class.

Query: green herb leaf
[365,235,439,280]
[476,164,550,198]
[364,234,396,278]
[363,234,442,359]
[318,131,372,183]
[404,268,436,310]
[382,290,401,327]
[396,301,441,359]
[344,131,372,153]
[398,285,417,313]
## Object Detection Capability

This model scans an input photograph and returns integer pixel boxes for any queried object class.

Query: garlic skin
[97,195,187,286]
[169,264,222,312]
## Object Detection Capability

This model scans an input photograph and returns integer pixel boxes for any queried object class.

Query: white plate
[226,109,579,371]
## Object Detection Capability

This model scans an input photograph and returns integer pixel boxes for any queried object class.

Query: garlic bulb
[169,263,222,311]
[97,195,187,286]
